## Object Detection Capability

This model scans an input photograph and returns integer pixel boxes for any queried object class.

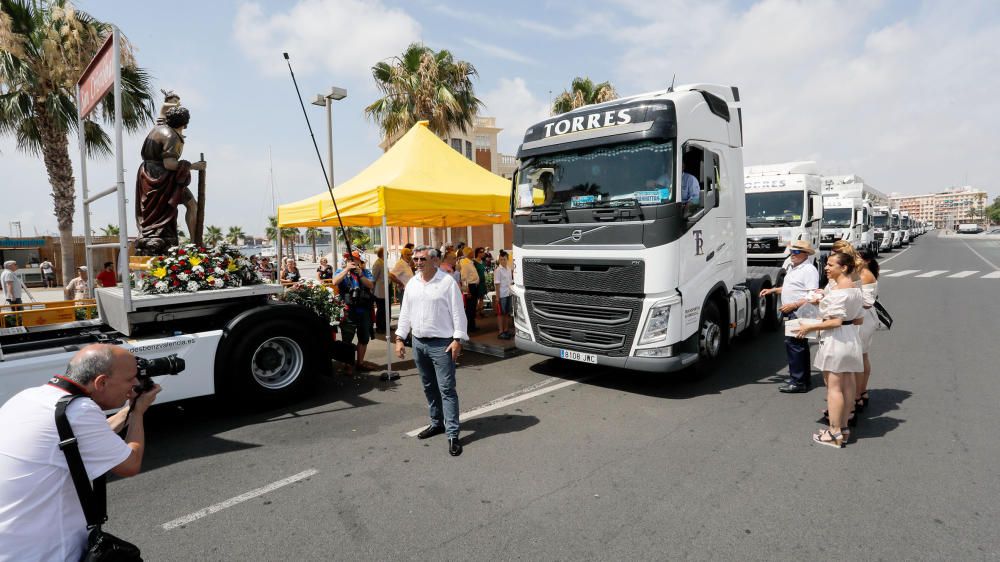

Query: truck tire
[746,279,766,337]
[697,301,724,364]
[220,316,322,403]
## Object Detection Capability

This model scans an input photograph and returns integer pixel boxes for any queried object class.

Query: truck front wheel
[698,301,724,363]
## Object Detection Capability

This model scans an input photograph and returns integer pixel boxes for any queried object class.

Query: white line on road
[983,271,1000,279]
[962,241,1000,271]
[915,270,948,278]
[879,247,911,264]
[885,269,919,277]
[947,270,978,278]
[405,377,586,437]
[161,469,318,531]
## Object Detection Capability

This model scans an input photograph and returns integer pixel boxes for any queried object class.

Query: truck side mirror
[811,195,824,222]
[703,189,717,210]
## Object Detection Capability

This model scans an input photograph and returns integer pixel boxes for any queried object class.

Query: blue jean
[413,336,460,437]
[783,312,811,387]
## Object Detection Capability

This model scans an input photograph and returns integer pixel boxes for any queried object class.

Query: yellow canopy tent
[277,121,512,228]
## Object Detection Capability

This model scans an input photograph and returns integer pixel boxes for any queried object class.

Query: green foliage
[336,227,370,249]
[204,225,223,246]
[278,279,345,325]
[552,77,618,115]
[987,196,1000,225]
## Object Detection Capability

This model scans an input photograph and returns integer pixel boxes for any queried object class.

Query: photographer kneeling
[0,344,160,562]
[333,250,376,372]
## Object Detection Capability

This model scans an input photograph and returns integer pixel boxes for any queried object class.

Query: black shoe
[448,437,463,456]
[778,383,809,393]
[417,425,445,439]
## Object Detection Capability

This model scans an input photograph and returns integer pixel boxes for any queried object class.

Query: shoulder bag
[55,390,143,561]
[873,300,893,331]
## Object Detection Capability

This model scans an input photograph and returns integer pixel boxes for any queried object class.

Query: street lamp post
[312,86,347,261]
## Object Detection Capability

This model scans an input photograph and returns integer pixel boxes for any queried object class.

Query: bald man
[0,344,161,562]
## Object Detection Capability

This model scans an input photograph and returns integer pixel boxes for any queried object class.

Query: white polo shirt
[781,259,820,307]
[395,269,469,341]
[0,385,131,562]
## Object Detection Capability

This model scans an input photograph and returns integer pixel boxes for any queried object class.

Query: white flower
[187,281,200,292]
[154,281,167,292]
[215,267,225,275]
[192,265,205,274]
[178,272,189,281]
[214,278,225,288]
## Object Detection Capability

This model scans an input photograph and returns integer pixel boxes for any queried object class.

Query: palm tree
[364,43,484,144]
[265,216,298,260]
[552,77,618,115]
[99,224,119,236]
[203,225,223,246]
[335,227,370,250]
[226,225,245,245]
[304,227,322,262]
[1,1,155,284]
[282,227,299,260]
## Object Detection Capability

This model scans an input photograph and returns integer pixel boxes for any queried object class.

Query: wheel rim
[250,336,304,390]
[700,319,722,358]
[755,294,767,324]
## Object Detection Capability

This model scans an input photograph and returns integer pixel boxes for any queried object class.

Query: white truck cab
[872,205,893,252]
[820,197,867,252]
[744,162,824,267]
[890,210,903,248]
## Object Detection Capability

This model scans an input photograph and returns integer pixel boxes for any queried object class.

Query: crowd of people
[761,239,881,448]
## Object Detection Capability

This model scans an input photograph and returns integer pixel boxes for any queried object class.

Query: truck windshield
[873,214,888,227]
[745,191,804,226]
[822,208,852,227]
[515,140,674,210]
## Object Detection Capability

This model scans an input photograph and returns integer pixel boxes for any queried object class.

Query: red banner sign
[77,34,115,118]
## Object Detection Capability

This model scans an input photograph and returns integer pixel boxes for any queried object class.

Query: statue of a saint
[134,99,206,255]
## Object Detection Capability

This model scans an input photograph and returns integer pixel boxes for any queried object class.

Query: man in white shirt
[395,246,468,457]
[1,261,22,307]
[0,344,160,562]
[760,240,820,393]
[64,266,91,301]
[39,260,55,288]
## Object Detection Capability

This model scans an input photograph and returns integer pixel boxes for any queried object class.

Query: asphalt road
[107,230,999,560]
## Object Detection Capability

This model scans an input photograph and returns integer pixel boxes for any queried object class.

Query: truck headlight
[638,301,672,345]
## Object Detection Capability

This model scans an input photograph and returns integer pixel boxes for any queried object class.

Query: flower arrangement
[134,243,262,294]
[278,279,346,325]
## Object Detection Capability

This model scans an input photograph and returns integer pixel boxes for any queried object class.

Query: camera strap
[53,384,109,528]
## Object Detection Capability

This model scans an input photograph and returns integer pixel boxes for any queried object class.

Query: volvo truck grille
[522,259,644,295]
[525,290,642,356]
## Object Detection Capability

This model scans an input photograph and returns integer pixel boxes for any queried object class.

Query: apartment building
[891,186,988,229]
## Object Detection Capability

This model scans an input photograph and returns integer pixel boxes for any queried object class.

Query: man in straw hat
[759,240,820,393]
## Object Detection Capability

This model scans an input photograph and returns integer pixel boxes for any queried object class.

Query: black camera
[135,354,185,393]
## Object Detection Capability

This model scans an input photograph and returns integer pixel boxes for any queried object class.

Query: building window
[465,140,472,159]
[475,134,489,148]
[451,139,462,153]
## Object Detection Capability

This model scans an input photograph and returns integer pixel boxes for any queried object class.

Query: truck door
[678,143,724,306]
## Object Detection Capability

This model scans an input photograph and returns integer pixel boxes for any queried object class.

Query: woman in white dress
[856,248,880,411]
[796,251,865,448]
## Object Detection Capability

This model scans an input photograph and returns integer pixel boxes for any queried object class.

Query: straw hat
[788,240,815,255]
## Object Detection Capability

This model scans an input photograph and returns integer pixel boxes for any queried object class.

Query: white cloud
[480,77,551,154]
[232,0,421,78]
[462,38,536,65]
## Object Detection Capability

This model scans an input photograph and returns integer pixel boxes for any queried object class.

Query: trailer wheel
[746,280,766,337]
[223,318,319,402]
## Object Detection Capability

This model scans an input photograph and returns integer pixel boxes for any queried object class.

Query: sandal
[840,427,852,444]
[855,391,870,411]
[812,428,844,448]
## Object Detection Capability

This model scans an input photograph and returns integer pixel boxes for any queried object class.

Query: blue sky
[3,0,998,237]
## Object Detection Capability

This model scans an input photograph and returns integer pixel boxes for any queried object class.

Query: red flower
[170,265,179,271]
[184,269,191,275]
[178,249,186,255]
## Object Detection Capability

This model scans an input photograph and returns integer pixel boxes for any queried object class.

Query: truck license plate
[560,349,597,364]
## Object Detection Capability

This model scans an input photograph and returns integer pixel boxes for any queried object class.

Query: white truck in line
[900,211,914,244]
[872,205,894,252]
[821,175,888,255]
[744,162,825,268]
[890,209,904,248]
[510,84,782,373]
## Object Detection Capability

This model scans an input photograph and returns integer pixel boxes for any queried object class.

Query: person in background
[394,246,467,457]
[96,261,117,288]
[458,247,481,332]
[316,256,334,282]
[371,247,388,333]
[389,247,415,305]
[493,251,513,339]
[39,259,55,288]
[795,251,864,448]
[258,256,275,283]
[855,247,880,413]
[279,258,301,284]
[1,261,22,308]
[759,240,819,393]
[332,251,376,372]
[440,251,461,285]
[473,247,488,318]
[482,248,494,272]
[64,266,90,301]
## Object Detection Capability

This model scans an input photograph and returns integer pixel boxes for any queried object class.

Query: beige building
[379,116,519,253]
[891,186,988,229]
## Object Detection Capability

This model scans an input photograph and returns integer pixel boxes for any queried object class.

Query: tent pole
[379,214,399,382]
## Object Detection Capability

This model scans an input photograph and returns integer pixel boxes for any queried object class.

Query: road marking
[161,469,318,531]
[881,269,893,273]
[983,271,1000,279]
[879,247,911,264]
[947,270,978,278]
[915,270,947,278]
[962,241,1000,271]
[405,377,586,437]
[885,269,918,277]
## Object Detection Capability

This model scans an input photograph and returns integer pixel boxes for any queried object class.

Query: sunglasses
[412,257,428,262]
[789,250,803,255]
